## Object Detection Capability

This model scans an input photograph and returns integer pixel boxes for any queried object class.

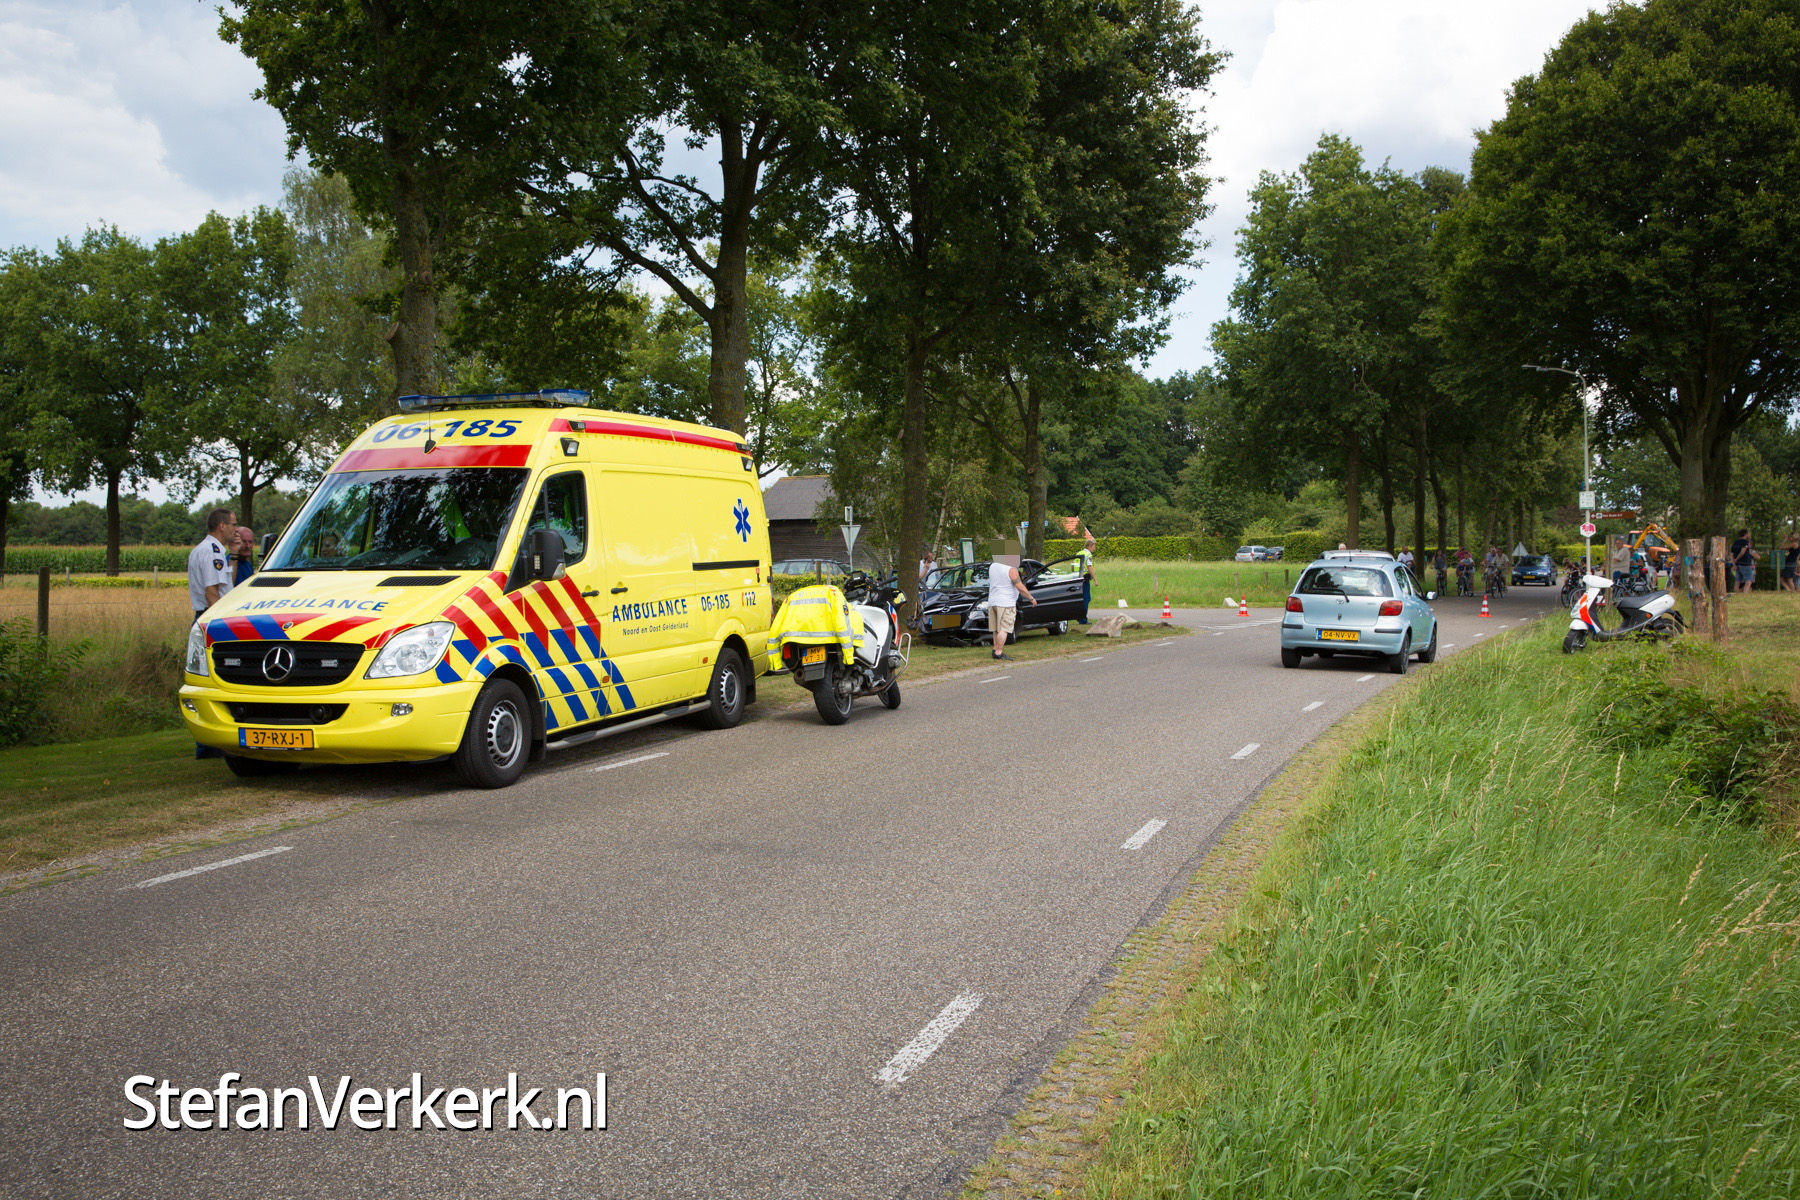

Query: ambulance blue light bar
[396,389,591,412]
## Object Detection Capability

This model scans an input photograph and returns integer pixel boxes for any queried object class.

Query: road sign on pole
[1580,521,1596,538]
[1579,490,1596,511]
[841,524,861,563]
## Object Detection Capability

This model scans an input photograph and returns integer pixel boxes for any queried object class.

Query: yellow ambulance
[179,390,771,788]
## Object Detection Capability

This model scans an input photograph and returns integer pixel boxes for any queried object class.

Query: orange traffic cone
[1238,593,1250,617]
[1479,593,1492,618]
[1161,596,1173,620]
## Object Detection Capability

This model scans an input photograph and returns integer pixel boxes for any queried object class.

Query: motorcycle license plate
[800,647,826,666]
[239,727,313,750]
[1320,629,1359,642]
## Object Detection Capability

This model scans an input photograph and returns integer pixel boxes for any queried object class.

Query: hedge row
[1042,530,1333,563]
[3,545,191,574]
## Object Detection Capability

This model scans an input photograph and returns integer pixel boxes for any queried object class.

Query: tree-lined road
[0,590,1558,1198]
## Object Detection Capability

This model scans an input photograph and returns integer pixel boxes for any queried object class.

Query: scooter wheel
[813,677,854,725]
[880,679,902,709]
[1645,616,1680,640]
[1562,631,1586,654]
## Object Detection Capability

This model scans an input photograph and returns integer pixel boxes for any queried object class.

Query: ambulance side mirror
[527,529,565,581]
[261,533,277,558]
[510,529,566,590]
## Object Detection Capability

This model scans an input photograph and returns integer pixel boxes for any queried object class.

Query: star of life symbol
[734,499,751,542]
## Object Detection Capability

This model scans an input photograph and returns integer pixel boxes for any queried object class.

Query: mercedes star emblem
[261,645,296,682]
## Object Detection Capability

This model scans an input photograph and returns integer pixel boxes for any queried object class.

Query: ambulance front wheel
[454,678,530,789]
[701,648,748,729]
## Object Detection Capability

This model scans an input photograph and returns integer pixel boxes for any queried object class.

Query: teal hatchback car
[1279,551,1439,674]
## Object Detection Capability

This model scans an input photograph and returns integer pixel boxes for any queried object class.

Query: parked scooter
[767,570,910,723]
[1562,573,1684,653]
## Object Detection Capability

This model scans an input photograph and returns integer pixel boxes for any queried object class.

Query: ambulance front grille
[213,641,367,687]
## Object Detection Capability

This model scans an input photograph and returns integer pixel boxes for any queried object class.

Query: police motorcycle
[1562,573,1684,653]
[767,570,910,724]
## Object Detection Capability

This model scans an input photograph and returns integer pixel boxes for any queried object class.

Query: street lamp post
[1524,364,1593,573]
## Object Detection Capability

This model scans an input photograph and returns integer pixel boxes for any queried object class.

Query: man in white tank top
[987,560,1036,660]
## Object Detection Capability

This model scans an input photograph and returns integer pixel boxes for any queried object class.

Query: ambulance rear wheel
[701,648,748,729]
[454,678,529,789]
[814,675,853,725]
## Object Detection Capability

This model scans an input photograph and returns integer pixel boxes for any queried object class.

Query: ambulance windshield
[265,468,530,572]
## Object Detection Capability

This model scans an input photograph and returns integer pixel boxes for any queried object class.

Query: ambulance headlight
[366,622,455,679]
[185,622,210,677]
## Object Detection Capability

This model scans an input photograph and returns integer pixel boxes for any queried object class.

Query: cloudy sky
[1,0,1602,384]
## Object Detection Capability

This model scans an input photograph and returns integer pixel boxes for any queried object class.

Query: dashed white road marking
[1079,656,1103,662]
[1445,643,1457,649]
[980,674,1010,683]
[1121,819,1167,851]
[876,993,983,1085]
[1157,639,1176,646]
[1231,742,1260,760]
[1357,674,1375,682]
[1303,701,1324,712]
[131,846,292,889]
[594,751,669,772]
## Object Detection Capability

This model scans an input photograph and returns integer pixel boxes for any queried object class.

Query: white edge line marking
[1231,742,1260,760]
[594,751,669,772]
[876,992,983,1085]
[1079,656,1103,662]
[1121,819,1167,851]
[1357,674,1375,682]
[1303,700,1324,712]
[133,846,293,889]
[1157,639,1176,645]
[979,674,1010,684]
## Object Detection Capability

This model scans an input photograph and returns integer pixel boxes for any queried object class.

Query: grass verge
[1079,597,1800,1198]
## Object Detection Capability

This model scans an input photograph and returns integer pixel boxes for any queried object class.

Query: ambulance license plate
[801,647,826,666]
[240,727,314,750]
[1320,629,1359,642]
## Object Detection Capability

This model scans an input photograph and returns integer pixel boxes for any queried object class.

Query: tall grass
[0,579,190,743]
[1094,622,1800,1198]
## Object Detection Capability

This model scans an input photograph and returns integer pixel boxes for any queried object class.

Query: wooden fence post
[1709,535,1729,644]
[37,566,50,637]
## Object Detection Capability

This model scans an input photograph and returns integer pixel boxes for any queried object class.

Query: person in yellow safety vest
[1077,533,1095,624]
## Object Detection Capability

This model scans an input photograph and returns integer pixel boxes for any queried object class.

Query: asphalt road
[0,585,1562,1199]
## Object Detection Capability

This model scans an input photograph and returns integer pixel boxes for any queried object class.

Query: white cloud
[0,0,288,251]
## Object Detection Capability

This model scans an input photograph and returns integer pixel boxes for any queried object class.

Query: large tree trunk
[1429,466,1448,557]
[105,468,122,577]
[1670,379,1735,543]
[386,165,438,398]
[239,458,255,530]
[1412,407,1428,564]
[706,234,751,435]
[1344,439,1361,549]
[1455,451,1466,551]
[1023,381,1045,560]
[1379,457,1395,553]
[706,131,756,436]
[896,324,930,626]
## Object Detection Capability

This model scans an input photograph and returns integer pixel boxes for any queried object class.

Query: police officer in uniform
[189,507,238,622]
